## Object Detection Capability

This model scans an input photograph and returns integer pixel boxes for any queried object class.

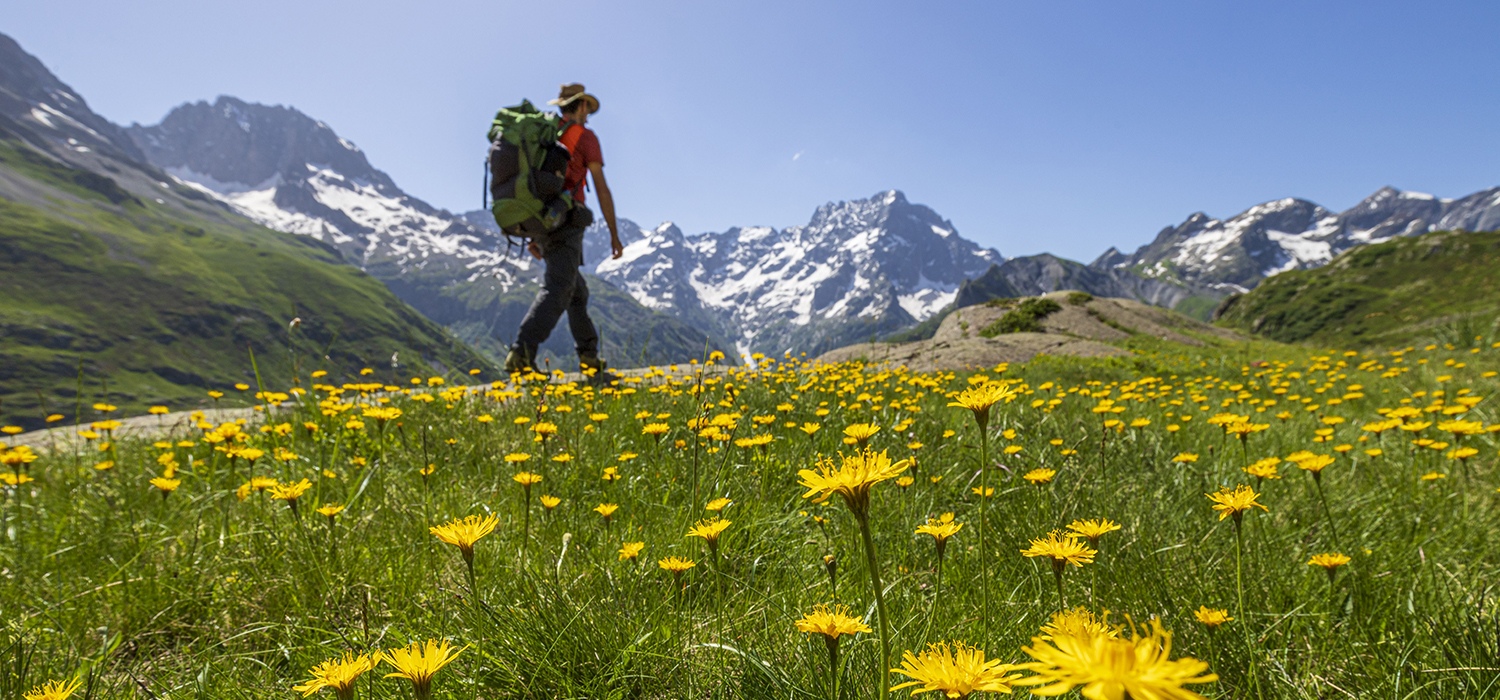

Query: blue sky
[9,1,1500,260]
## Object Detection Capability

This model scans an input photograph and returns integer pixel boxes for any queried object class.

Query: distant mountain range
[120,88,1500,356]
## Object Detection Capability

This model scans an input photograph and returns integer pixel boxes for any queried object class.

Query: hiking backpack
[484,99,583,242]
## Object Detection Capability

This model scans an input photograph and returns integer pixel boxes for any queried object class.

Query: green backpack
[485,100,577,240]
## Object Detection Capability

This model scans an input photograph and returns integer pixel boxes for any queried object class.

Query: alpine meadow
[5,335,1500,698]
[5,8,1500,700]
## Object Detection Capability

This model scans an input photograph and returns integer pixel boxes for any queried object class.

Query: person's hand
[611,235,624,259]
[527,241,543,260]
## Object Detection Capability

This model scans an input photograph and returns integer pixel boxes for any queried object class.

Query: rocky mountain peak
[0,32,145,162]
[127,96,398,197]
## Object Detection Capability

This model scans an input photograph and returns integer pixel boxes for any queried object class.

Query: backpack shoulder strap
[558,122,585,152]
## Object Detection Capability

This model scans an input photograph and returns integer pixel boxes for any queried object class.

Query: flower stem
[856,512,891,700]
[826,637,840,700]
[520,486,531,573]
[464,554,478,604]
[1235,518,1264,700]
[1312,476,1339,548]
[977,426,990,650]
[920,552,943,649]
[1054,564,1065,609]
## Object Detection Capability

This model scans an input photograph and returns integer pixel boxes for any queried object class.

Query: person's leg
[513,236,582,363]
[567,272,600,361]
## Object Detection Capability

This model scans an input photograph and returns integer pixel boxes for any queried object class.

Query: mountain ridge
[0,33,498,429]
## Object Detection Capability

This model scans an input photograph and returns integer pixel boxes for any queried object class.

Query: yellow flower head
[1206,484,1268,522]
[890,641,1022,699]
[149,477,180,494]
[270,479,312,501]
[1192,606,1233,628]
[382,639,464,698]
[316,504,345,518]
[686,517,733,548]
[843,423,881,446]
[795,604,872,642]
[705,497,732,512]
[512,471,542,486]
[915,513,963,555]
[1171,453,1198,464]
[1066,518,1121,546]
[619,541,646,560]
[799,422,822,436]
[1420,471,1446,481]
[1447,446,1479,461]
[1021,531,1097,570]
[1306,552,1351,570]
[292,651,379,698]
[659,556,696,581]
[429,514,499,560]
[2,472,37,486]
[1040,607,1121,641]
[2,445,40,466]
[539,495,561,509]
[735,434,774,449]
[1243,457,1281,480]
[798,448,911,518]
[1294,454,1335,474]
[594,503,620,518]
[642,422,670,436]
[1225,421,1269,440]
[503,452,530,463]
[1016,617,1218,700]
[1023,468,1056,485]
[22,677,82,700]
[948,382,1019,429]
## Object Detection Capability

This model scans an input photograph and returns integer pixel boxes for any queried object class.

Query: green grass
[979,298,1062,336]
[0,138,498,430]
[1217,229,1500,348]
[4,338,1499,698]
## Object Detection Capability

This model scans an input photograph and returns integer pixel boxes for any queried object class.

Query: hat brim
[547,93,600,114]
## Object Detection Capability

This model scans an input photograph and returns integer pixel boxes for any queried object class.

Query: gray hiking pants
[515,207,599,357]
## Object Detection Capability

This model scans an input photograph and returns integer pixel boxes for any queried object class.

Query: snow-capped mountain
[1088,186,1500,294]
[588,190,1003,356]
[126,97,536,288]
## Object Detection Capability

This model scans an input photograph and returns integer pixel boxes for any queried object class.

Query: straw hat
[547,83,600,114]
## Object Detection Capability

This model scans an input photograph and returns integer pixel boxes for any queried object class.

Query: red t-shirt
[562,124,603,205]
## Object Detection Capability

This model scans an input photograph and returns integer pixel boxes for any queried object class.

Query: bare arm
[589,161,623,259]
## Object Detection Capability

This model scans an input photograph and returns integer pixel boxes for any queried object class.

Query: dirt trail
[8,407,267,454]
[6,366,701,451]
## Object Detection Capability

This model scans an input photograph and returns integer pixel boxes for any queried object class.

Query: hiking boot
[504,344,537,374]
[579,353,620,384]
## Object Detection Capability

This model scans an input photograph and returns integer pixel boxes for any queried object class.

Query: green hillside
[0,137,497,430]
[1215,229,1500,348]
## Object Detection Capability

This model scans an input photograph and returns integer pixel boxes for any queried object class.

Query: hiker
[505,83,625,376]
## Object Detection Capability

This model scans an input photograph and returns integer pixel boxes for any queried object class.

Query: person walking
[505,83,624,377]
